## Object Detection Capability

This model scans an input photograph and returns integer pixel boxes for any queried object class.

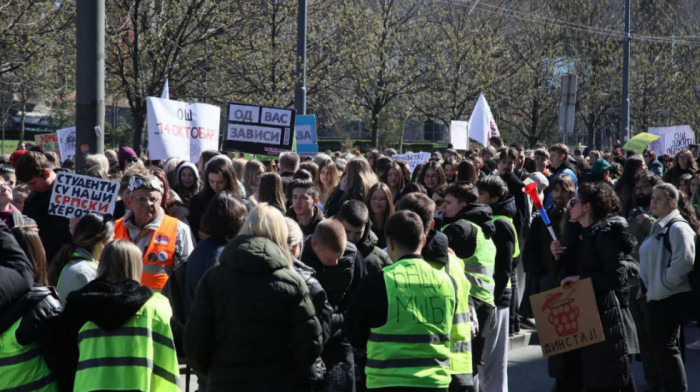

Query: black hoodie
[356,222,393,274]
[490,195,517,307]
[41,278,153,391]
[441,203,496,261]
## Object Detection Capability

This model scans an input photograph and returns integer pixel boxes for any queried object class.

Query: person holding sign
[346,210,456,391]
[549,182,637,391]
[113,174,194,291]
[15,151,72,257]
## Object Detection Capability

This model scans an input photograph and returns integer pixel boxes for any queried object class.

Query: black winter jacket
[185,235,323,392]
[0,286,61,348]
[356,224,392,274]
[0,221,35,313]
[549,216,634,390]
[441,204,496,261]
[490,196,517,307]
[501,171,530,249]
[286,205,325,237]
[22,186,72,259]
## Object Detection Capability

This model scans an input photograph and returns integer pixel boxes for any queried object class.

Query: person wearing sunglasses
[663,149,697,188]
[549,182,638,391]
[643,150,663,177]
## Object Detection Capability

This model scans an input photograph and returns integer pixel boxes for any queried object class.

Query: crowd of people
[0,135,697,392]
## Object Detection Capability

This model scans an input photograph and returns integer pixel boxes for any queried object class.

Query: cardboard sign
[222,103,296,156]
[34,133,60,157]
[529,278,605,357]
[647,125,695,156]
[49,172,119,218]
[147,97,221,163]
[295,115,318,157]
[623,132,660,155]
[450,120,468,150]
[57,126,76,159]
[392,152,431,173]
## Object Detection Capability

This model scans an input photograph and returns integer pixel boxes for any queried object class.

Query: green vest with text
[492,215,519,289]
[73,293,180,391]
[429,254,473,384]
[442,220,496,306]
[366,258,456,389]
[0,317,57,392]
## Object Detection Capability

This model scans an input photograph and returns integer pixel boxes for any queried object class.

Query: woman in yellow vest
[42,239,180,392]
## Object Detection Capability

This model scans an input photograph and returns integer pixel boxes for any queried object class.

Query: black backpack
[660,216,700,298]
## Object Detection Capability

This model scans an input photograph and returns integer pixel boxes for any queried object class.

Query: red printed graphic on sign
[542,292,580,337]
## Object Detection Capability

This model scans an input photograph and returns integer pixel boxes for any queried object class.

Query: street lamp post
[295,0,307,116]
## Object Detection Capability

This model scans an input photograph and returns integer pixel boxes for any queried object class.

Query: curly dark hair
[577,182,619,221]
[677,191,700,232]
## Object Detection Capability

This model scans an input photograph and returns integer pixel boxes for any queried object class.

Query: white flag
[468,92,500,146]
[160,79,170,99]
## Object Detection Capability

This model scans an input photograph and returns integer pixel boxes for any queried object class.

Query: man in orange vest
[114,174,194,290]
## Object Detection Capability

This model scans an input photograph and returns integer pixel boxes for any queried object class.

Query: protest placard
[392,152,431,173]
[530,278,605,358]
[34,133,60,157]
[647,125,695,156]
[49,172,119,218]
[57,126,76,159]
[222,103,296,156]
[147,97,221,162]
[295,115,318,157]
[623,132,660,155]
[469,93,500,146]
[450,121,468,150]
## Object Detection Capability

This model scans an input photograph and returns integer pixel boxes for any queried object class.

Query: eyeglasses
[131,195,160,205]
[568,198,582,208]
[371,197,387,203]
[1,181,13,188]
[650,197,669,204]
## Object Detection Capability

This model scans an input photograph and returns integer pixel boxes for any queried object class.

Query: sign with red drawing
[529,278,605,357]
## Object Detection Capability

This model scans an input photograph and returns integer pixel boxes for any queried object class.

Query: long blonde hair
[239,203,292,265]
[343,158,378,203]
[98,239,143,281]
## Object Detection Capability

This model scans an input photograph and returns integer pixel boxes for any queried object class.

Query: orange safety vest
[114,214,179,290]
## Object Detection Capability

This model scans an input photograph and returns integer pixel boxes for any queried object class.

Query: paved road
[508,326,700,392]
[179,327,700,391]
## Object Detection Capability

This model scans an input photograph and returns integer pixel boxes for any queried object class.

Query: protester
[189,156,242,239]
[366,182,394,248]
[644,150,663,177]
[476,176,516,391]
[550,182,636,391]
[533,149,550,174]
[243,159,265,199]
[419,161,447,198]
[285,217,334,391]
[185,204,323,391]
[173,161,201,208]
[12,183,29,213]
[443,157,458,183]
[440,183,497,381]
[639,183,695,392]
[301,219,366,391]
[395,192,475,391]
[365,149,379,171]
[11,225,49,286]
[456,159,479,185]
[113,174,194,291]
[325,158,377,217]
[615,155,647,217]
[663,149,697,188]
[287,179,325,236]
[317,158,340,206]
[257,172,286,213]
[49,213,114,305]
[380,161,405,201]
[0,173,35,229]
[337,200,392,274]
[117,146,139,172]
[44,239,180,391]
[279,151,301,192]
[0,220,61,392]
[346,210,456,391]
[544,144,578,208]
[626,171,664,390]
[15,151,72,258]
